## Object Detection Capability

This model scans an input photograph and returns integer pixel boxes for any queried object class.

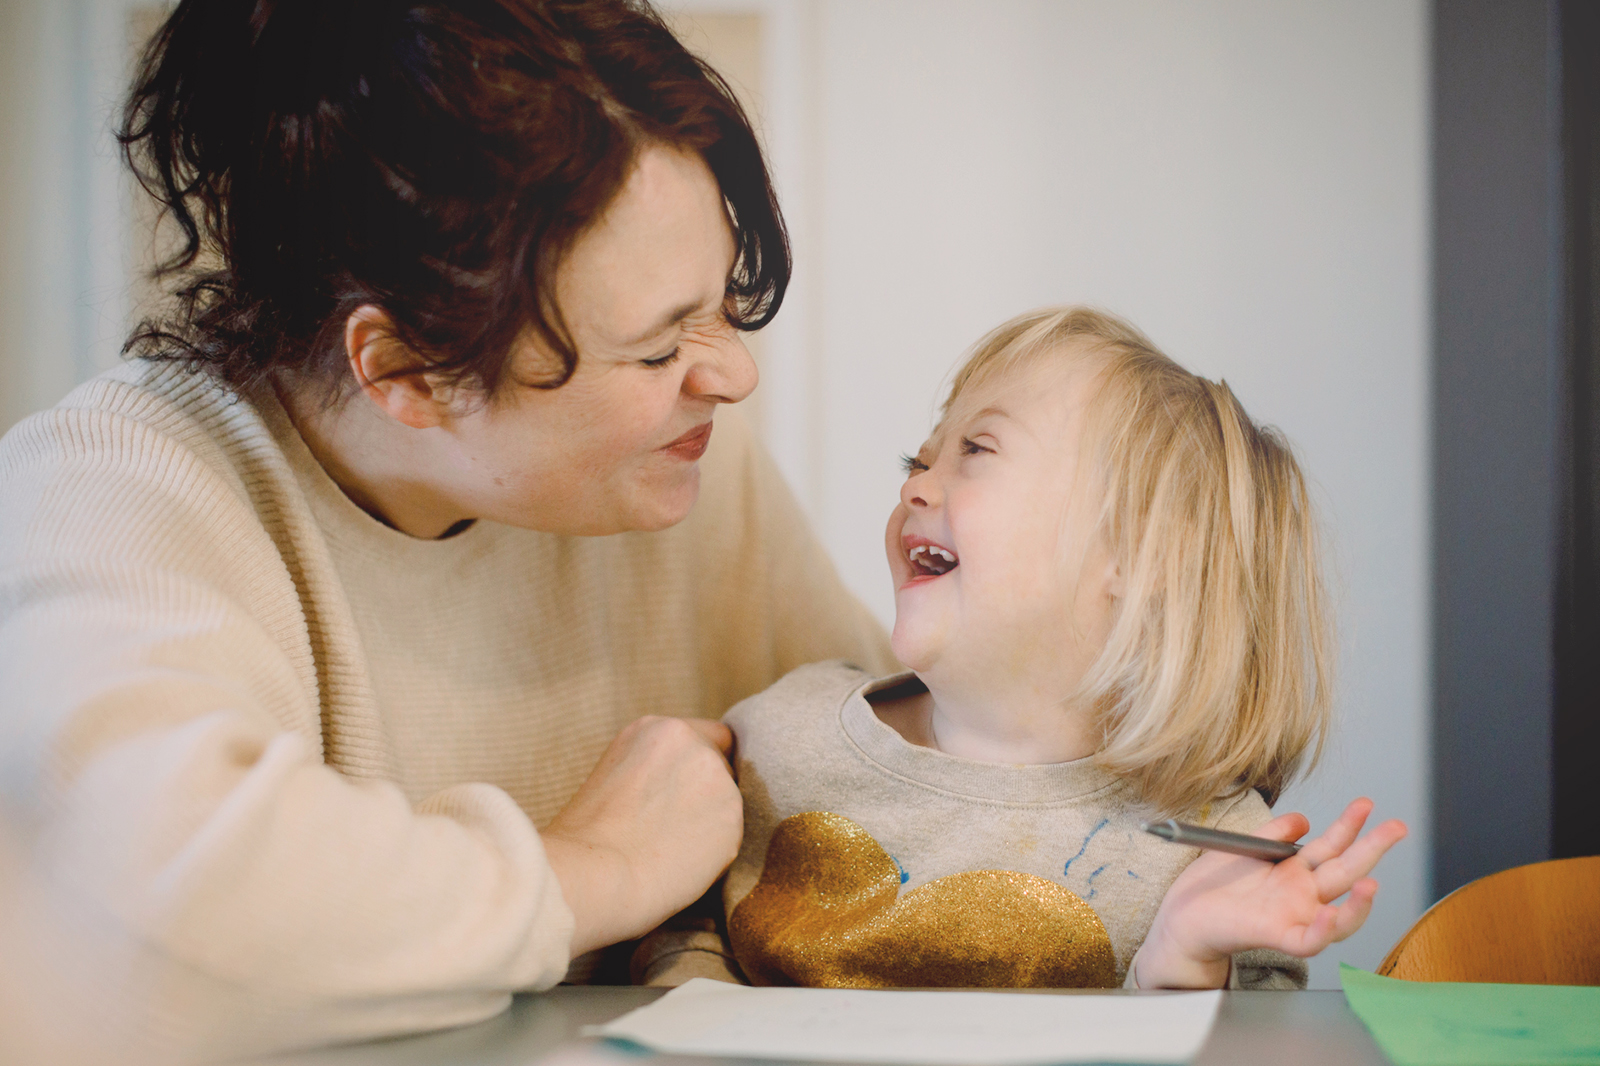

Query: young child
[643,307,1406,990]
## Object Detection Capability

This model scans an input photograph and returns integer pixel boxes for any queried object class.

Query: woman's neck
[873,676,1100,765]
[274,378,472,540]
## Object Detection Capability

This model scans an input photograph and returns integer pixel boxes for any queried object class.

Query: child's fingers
[1252,810,1312,845]
[1312,820,1405,896]
[1286,901,1342,956]
[1296,797,1374,868]
[1283,879,1378,956]
[1327,879,1379,944]
[1312,819,1408,900]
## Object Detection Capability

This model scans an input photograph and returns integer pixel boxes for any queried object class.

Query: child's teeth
[906,543,957,574]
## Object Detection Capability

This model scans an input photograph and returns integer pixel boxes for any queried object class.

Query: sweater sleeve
[629,885,746,987]
[0,402,574,1057]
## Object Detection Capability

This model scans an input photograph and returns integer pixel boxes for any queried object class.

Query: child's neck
[874,676,1100,765]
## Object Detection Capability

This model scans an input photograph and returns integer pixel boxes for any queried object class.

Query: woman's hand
[541,716,743,957]
[1133,798,1408,988]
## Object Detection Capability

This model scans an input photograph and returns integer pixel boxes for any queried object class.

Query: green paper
[1340,963,1600,1066]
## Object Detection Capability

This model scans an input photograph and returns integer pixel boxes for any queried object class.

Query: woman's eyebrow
[622,248,740,347]
[621,297,706,347]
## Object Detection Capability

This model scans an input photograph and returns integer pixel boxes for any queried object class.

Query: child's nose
[901,471,937,509]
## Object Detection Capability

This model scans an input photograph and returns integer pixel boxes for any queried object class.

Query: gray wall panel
[1432,0,1560,897]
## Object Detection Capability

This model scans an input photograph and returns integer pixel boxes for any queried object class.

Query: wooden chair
[1378,855,1600,984]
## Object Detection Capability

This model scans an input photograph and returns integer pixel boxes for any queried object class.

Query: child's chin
[889,625,939,673]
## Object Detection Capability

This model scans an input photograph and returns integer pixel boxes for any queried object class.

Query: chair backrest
[1379,855,1600,984]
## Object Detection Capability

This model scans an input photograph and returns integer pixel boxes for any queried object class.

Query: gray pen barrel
[1142,820,1302,862]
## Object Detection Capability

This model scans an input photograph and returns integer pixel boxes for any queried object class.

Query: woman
[0,0,891,1056]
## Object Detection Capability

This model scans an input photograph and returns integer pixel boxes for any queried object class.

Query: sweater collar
[839,672,1125,805]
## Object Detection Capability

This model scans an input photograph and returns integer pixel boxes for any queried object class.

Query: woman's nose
[683,331,757,404]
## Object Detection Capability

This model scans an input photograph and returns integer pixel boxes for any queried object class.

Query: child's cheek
[883,503,911,582]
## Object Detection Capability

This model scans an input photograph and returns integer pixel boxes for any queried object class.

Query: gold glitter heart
[730,811,1117,988]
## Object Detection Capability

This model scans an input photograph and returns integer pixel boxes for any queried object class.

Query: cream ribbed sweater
[0,360,894,1057]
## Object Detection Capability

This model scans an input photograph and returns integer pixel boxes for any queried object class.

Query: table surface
[254,987,1391,1066]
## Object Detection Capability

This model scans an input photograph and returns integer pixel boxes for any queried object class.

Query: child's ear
[345,305,454,430]
[1103,555,1125,600]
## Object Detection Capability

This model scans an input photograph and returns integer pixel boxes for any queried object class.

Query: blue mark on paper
[1086,863,1108,900]
[603,1038,657,1057]
[1127,870,1142,880]
[1062,818,1111,877]
[890,853,909,885]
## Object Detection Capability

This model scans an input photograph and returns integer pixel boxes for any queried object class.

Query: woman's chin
[625,467,703,532]
[515,469,701,535]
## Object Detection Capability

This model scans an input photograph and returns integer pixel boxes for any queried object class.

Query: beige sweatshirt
[0,360,895,1058]
[703,662,1306,990]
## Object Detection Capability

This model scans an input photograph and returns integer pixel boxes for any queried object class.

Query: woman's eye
[641,347,680,369]
[900,453,928,474]
[959,437,992,456]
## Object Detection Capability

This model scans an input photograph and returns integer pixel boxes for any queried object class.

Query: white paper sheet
[591,979,1223,1065]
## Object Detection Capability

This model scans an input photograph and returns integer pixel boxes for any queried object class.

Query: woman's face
[438,144,755,536]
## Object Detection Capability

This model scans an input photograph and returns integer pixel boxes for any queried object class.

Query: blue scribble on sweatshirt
[1063,818,1111,877]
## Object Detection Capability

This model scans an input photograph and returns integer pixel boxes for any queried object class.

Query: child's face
[885,355,1120,700]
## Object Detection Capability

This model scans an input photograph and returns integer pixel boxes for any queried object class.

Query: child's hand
[1134,798,1408,989]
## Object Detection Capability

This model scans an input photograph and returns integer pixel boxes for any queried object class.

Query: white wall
[0,0,153,434]
[0,0,80,434]
[752,0,1430,988]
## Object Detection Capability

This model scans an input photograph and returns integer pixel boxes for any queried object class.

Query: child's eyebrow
[956,403,1045,446]
[961,404,1014,426]
[968,405,1031,439]
[929,404,1015,452]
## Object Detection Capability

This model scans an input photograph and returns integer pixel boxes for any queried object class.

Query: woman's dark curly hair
[119,0,788,395]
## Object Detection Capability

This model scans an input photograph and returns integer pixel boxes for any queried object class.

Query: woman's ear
[345,305,450,429]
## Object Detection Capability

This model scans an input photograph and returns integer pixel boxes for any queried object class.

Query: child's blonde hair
[940,307,1331,816]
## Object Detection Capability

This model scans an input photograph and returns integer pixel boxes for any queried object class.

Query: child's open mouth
[907,542,959,577]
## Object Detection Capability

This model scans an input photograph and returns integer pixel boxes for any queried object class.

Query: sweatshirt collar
[839,672,1126,805]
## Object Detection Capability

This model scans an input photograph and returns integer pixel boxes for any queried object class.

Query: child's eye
[900,454,928,474]
[641,347,680,369]
[959,437,992,456]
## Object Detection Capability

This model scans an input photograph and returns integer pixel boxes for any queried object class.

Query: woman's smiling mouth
[660,421,713,461]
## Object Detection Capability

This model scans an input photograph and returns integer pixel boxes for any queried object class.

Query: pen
[1140,819,1302,862]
